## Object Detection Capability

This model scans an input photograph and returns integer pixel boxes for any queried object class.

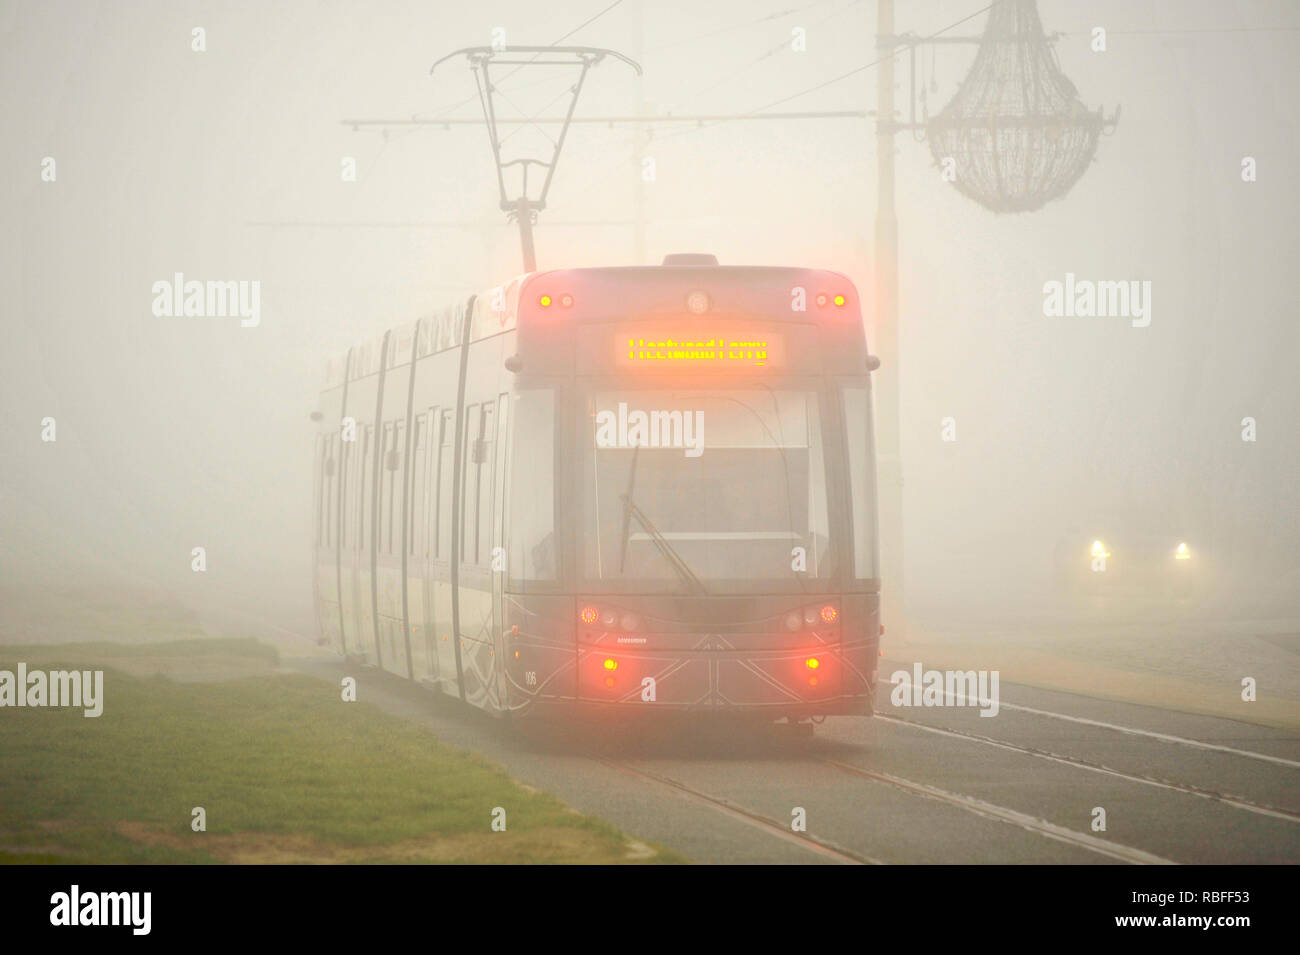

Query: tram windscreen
[580,386,835,594]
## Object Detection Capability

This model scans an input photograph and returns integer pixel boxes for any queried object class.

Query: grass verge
[0,639,679,864]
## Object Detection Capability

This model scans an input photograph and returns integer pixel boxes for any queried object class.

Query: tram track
[988,699,1300,769]
[810,755,1178,865]
[874,713,1300,824]
[594,757,882,865]
[879,670,1300,769]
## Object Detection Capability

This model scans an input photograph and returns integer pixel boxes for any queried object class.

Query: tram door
[430,408,458,693]
[455,396,509,708]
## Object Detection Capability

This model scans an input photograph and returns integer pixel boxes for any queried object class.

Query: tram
[311,254,881,719]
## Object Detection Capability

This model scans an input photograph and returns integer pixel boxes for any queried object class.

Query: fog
[2,0,1297,640]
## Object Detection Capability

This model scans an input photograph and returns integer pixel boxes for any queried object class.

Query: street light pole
[875,0,905,637]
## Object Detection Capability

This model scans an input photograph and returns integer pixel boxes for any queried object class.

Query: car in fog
[1054,523,1202,600]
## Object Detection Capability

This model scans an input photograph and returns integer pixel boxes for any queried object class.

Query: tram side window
[436,410,454,560]
[410,414,427,557]
[490,395,508,567]
[460,405,484,566]
[842,384,878,580]
[476,403,495,567]
[340,438,349,549]
[359,426,373,551]
[318,437,327,548]
[381,421,403,556]
[327,436,338,548]
[393,420,405,555]
[507,389,557,587]
[349,433,360,550]
[806,399,830,575]
[314,437,325,547]
[378,423,392,556]
[340,436,350,549]
[319,439,327,548]
[430,411,442,558]
[321,436,331,549]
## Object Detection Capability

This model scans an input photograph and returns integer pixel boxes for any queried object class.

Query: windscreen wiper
[616,445,707,595]
[619,494,709,596]
[617,445,641,574]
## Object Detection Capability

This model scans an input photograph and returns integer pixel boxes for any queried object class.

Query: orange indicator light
[603,658,618,671]
[805,657,820,670]
[820,605,838,624]
[580,605,599,625]
[833,294,846,306]
[538,295,552,307]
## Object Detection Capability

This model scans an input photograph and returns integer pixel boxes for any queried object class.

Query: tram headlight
[788,605,841,632]
[1174,542,1192,561]
[1090,540,1110,559]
